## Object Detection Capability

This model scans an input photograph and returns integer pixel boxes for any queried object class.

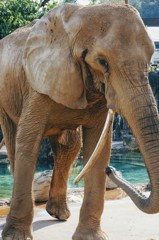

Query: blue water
[111,162,149,184]
[110,152,149,184]
[69,152,149,188]
[0,152,149,199]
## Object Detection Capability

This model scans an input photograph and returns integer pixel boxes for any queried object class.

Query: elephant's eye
[98,58,109,72]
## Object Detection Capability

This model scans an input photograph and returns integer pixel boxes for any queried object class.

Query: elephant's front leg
[46,129,81,220]
[73,122,112,240]
[2,103,47,240]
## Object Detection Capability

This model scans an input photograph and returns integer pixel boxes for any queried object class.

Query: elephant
[0,2,159,240]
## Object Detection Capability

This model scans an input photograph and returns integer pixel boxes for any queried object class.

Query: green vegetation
[63,0,77,2]
[0,0,58,39]
[149,64,159,72]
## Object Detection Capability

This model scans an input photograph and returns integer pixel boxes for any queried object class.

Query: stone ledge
[105,188,127,200]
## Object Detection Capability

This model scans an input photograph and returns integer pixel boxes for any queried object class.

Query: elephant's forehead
[75,7,153,57]
[67,5,145,44]
[73,4,139,27]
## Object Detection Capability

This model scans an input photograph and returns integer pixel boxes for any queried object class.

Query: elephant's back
[0,20,38,86]
[0,21,38,122]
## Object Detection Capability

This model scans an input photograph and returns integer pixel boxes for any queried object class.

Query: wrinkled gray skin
[0,3,158,240]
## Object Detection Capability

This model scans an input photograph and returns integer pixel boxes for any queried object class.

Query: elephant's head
[23,4,159,214]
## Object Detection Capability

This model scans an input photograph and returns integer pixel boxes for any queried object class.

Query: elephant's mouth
[74,109,114,184]
[81,49,95,91]
[81,49,106,94]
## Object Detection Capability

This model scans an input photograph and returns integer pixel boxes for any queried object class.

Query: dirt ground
[0,194,159,240]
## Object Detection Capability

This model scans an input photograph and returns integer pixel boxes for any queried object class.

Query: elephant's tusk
[74,109,114,184]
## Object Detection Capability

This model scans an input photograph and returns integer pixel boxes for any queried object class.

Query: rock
[33,170,53,202]
[0,146,9,164]
[0,199,10,207]
[123,135,139,151]
[105,188,127,200]
[67,195,82,203]
[33,172,84,203]
[37,138,54,168]
[33,170,125,203]
[67,188,84,203]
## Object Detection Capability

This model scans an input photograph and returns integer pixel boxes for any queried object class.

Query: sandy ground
[0,194,159,240]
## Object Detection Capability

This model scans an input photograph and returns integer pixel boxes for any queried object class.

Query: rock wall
[0,128,54,168]
[33,170,124,202]
[37,138,54,169]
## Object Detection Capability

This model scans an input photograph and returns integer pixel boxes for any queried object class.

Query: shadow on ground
[33,219,62,232]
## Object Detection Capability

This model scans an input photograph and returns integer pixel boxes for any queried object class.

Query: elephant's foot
[46,198,70,221]
[72,228,109,240]
[2,216,32,240]
[2,229,32,240]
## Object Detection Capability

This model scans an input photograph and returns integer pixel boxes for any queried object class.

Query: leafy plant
[62,0,77,3]
[0,0,58,39]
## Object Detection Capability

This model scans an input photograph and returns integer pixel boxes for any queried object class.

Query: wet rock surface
[33,170,52,202]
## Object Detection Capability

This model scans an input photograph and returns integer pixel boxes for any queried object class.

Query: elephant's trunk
[107,78,159,214]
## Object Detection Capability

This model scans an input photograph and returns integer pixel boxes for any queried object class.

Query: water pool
[68,152,149,187]
[110,152,149,184]
[0,152,149,199]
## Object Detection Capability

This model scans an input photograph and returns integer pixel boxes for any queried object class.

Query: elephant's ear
[23,5,87,109]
